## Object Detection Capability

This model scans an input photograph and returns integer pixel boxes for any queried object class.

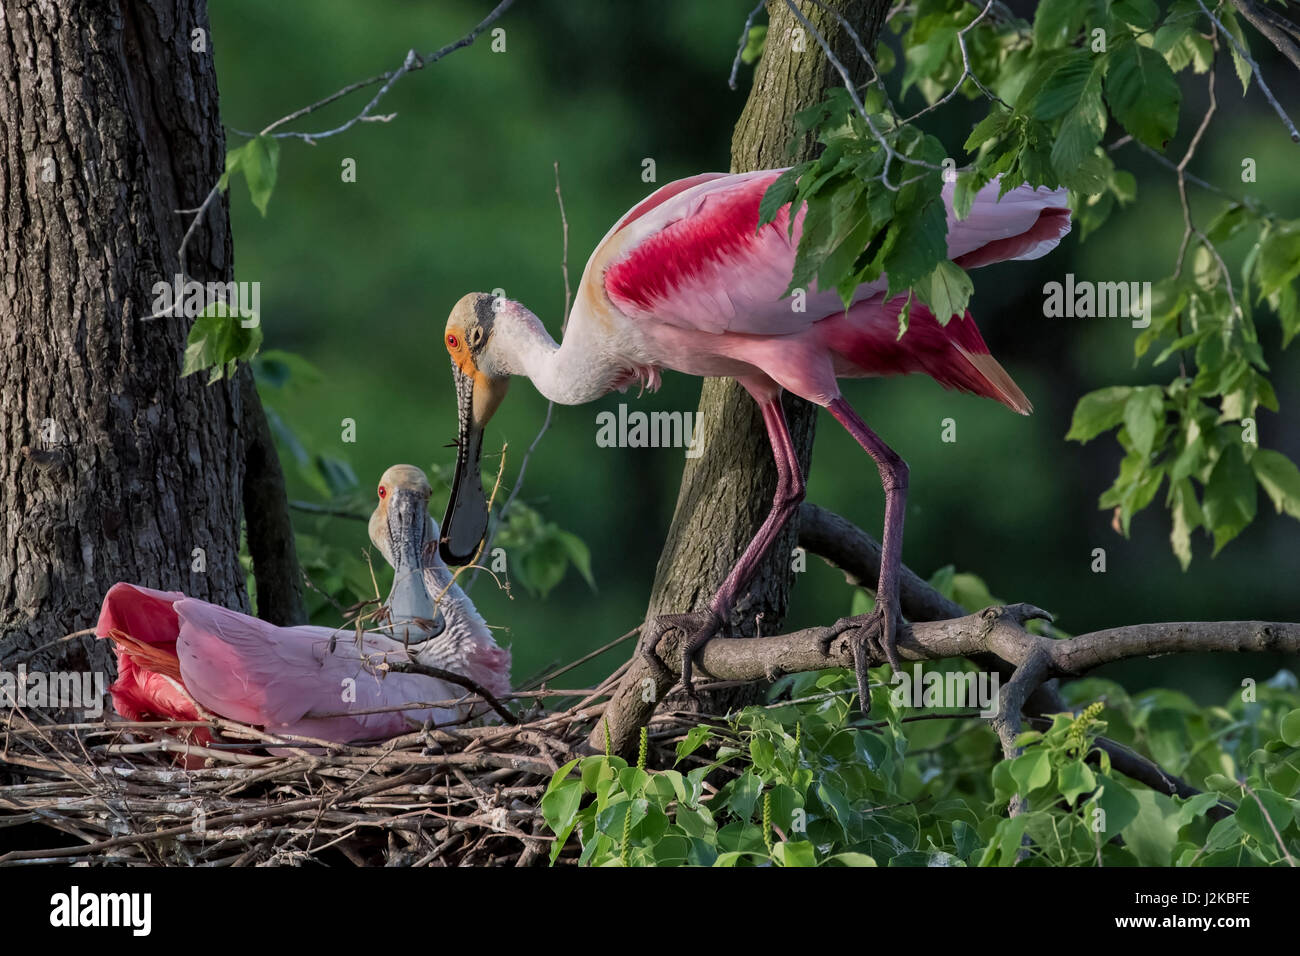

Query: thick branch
[653,609,1300,684]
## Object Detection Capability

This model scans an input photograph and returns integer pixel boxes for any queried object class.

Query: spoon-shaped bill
[439,362,497,565]
[384,486,445,641]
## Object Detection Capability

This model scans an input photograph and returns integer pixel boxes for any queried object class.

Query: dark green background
[210,1,1299,697]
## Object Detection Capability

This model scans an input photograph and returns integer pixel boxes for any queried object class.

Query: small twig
[386,660,518,725]
[1197,0,1300,142]
[728,1,769,90]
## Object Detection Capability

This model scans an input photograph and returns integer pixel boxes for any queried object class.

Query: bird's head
[369,464,445,641]
[440,292,513,565]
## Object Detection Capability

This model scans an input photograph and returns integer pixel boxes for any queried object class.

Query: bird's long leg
[665,396,805,697]
[822,396,909,711]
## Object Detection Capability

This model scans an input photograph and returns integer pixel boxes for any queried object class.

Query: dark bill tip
[440,367,490,565]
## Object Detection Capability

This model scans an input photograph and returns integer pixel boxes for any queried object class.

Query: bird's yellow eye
[446,333,460,350]
[378,485,387,500]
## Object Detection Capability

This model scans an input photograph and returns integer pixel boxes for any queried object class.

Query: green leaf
[1281,709,1300,748]
[219,141,246,192]
[520,539,565,597]
[1218,6,1253,95]
[253,349,323,391]
[1257,225,1300,298]
[1112,0,1158,30]
[1236,787,1292,848]
[1203,443,1257,554]
[1058,761,1097,806]
[555,529,596,589]
[1010,749,1052,794]
[541,758,583,861]
[1091,774,1141,836]
[963,106,1012,154]
[675,725,713,764]
[1169,479,1203,571]
[1033,0,1085,50]
[1050,60,1108,193]
[1123,386,1165,458]
[822,851,877,867]
[740,24,767,65]
[772,840,817,867]
[1122,790,1181,866]
[181,301,264,382]
[1105,41,1181,149]
[1252,449,1300,520]
[923,259,973,324]
[883,193,948,300]
[1029,51,1095,121]
[757,163,807,230]
[901,27,956,98]
[242,135,281,217]
[1066,386,1133,442]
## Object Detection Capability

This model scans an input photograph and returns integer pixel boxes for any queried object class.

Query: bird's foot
[819,599,905,715]
[638,609,725,708]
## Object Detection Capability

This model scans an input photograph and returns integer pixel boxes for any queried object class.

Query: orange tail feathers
[107,628,184,681]
[954,346,1032,415]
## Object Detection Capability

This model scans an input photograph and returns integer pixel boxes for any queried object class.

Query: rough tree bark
[0,0,302,674]
[592,0,890,755]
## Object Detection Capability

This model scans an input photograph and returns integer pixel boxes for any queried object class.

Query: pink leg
[673,395,805,693]
[825,396,908,705]
[706,398,805,615]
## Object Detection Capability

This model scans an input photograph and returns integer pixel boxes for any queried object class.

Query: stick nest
[0,668,678,867]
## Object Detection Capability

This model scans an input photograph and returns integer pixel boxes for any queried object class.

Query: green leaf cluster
[759,0,1300,566]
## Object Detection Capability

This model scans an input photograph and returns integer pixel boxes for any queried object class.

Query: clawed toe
[641,610,723,702]
[820,604,905,715]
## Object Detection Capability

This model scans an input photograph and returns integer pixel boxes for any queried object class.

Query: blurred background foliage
[211,0,1297,698]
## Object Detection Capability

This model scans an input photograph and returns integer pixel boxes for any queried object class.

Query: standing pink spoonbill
[98,465,510,754]
[439,170,1070,708]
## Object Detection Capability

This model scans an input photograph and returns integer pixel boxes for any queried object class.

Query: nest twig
[0,663,719,867]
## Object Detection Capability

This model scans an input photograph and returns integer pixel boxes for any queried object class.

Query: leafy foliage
[544,568,1300,866]
[222,134,281,217]
[181,300,263,383]
[546,666,1300,866]
[760,0,1300,567]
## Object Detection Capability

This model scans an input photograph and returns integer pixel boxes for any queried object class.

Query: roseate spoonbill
[97,465,510,753]
[439,170,1070,707]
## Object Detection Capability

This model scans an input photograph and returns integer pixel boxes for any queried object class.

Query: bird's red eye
[378,485,387,500]
[446,334,459,350]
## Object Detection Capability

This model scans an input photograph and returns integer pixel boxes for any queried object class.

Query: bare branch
[729,1,769,90]
[1197,0,1300,142]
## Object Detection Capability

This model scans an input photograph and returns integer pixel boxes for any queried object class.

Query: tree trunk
[0,0,301,676]
[592,0,889,755]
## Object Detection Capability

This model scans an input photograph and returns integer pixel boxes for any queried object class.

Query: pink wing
[95,583,468,742]
[96,583,201,724]
[173,598,465,741]
[601,171,1071,335]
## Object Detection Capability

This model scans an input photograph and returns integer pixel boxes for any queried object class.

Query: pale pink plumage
[589,170,1069,408]
[96,579,509,750]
